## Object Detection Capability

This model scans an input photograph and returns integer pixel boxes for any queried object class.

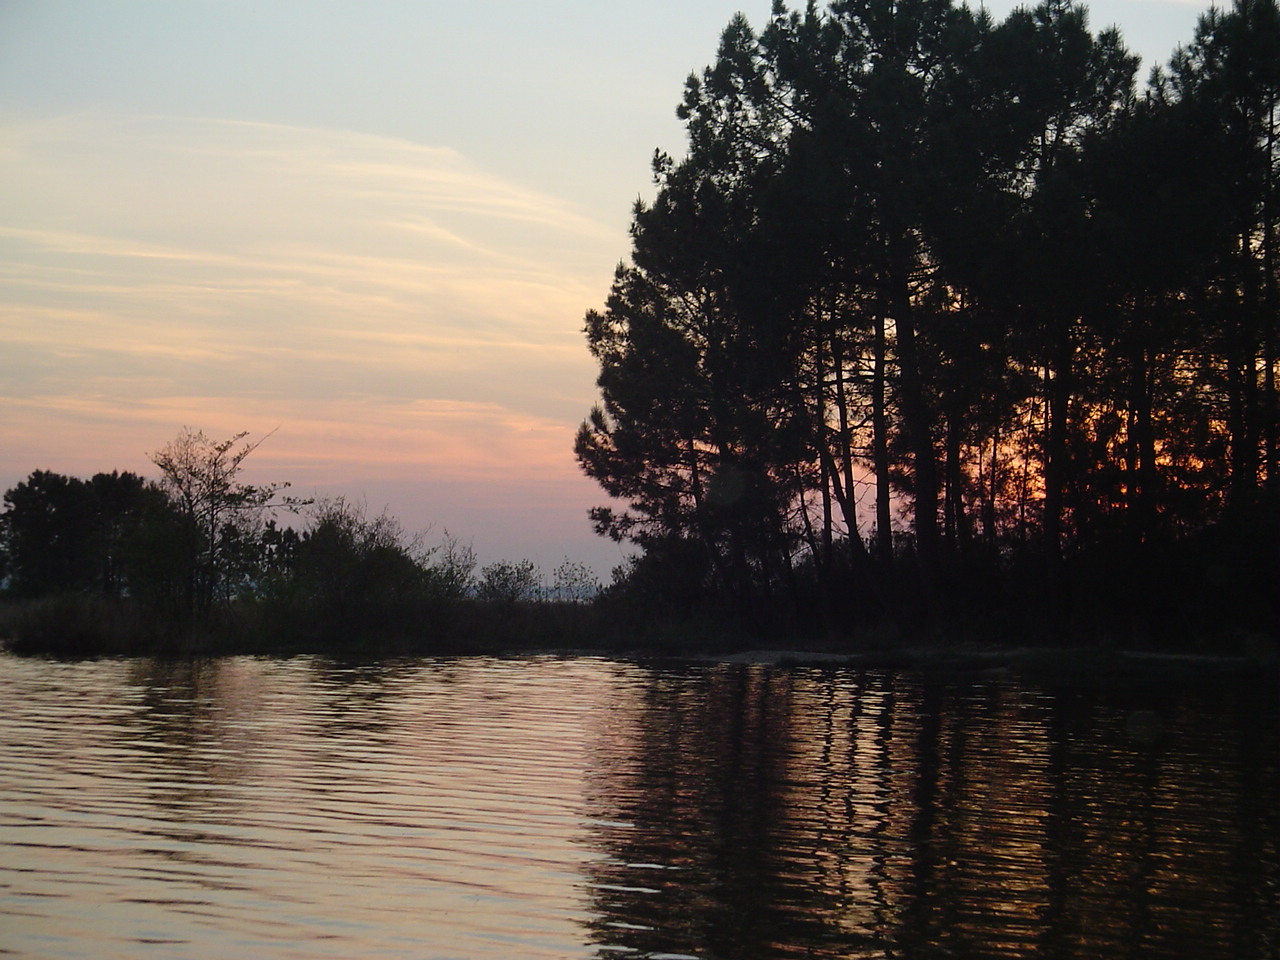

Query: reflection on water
[0,654,1275,959]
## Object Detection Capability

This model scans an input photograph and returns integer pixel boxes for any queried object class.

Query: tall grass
[0,593,613,658]
[0,595,170,656]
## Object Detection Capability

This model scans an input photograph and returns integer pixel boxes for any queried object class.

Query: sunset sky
[0,0,1215,575]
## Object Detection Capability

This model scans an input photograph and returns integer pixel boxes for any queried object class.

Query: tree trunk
[873,311,893,564]
[1042,323,1073,561]
[1263,100,1278,491]
[943,410,966,549]
[1129,298,1158,543]
[892,286,939,568]
[1228,248,1260,508]
[983,423,1000,553]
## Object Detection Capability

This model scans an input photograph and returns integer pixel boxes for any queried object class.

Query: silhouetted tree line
[0,429,602,652]
[578,0,1280,644]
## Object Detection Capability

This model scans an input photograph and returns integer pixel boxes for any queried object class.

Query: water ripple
[1,654,1275,959]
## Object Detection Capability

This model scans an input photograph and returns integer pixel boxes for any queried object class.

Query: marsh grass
[3,580,1275,669]
[0,593,615,658]
[0,595,169,657]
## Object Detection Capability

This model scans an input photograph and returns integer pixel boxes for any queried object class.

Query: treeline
[0,429,602,655]
[577,0,1280,645]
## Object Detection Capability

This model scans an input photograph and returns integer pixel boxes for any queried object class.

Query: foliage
[577,0,1280,637]
[288,498,427,611]
[476,559,542,603]
[148,428,299,617]
[253,499,485,643]
[0,469,165,598]
[427,532,478,600]
[551,558,600,602]
[0,435,608,653]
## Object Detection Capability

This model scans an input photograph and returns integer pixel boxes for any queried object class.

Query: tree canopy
[577,0,1280,639]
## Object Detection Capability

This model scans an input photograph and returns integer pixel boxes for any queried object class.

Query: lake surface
[1,653,1276,960]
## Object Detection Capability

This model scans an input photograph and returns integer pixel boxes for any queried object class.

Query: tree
[0,469,161,597]
[552,558,601,602]
[425,532,478,600]
[1160,0,1280,507]
[578,0,1010,614]
[476,559,542,603]
[577,13,832,611]
[149,428,296,617]
[578,0,1278,640]
[1,470,99,596]
[276,497,440,631]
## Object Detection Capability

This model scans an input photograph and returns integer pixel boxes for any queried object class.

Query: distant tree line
[0,428,601,652]
[577,0,1280,642]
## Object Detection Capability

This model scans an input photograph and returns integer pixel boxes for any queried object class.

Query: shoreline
[4,635,1277,693]
[529,641,1280,665]
[3,592,1276,686]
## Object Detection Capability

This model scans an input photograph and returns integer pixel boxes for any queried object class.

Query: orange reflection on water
[581,664,1277,960]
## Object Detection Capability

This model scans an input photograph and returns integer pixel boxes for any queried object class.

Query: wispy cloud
[0,111,615,502]
[2,390,574,477]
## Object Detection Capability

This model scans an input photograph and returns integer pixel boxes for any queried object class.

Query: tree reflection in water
[580,665,1278,960]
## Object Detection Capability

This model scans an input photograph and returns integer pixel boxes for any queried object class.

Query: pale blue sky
[0,0,1215,576]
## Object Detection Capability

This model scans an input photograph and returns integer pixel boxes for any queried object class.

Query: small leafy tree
[288,497,426,617]
[476,559,541,603]
[551,558,600,603]
[257,499,476,643]
[424,532,477,600]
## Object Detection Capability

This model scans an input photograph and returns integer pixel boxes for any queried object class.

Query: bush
[476,559,541,603]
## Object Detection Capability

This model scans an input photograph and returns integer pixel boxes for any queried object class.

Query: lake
[1,652,1276,959]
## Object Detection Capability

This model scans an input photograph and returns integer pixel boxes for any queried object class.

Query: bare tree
[150,427,296,616]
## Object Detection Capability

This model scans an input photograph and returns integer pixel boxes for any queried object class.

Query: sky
[0,0,1217,578]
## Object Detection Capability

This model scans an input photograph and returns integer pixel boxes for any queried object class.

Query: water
[1,654,1276,960]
